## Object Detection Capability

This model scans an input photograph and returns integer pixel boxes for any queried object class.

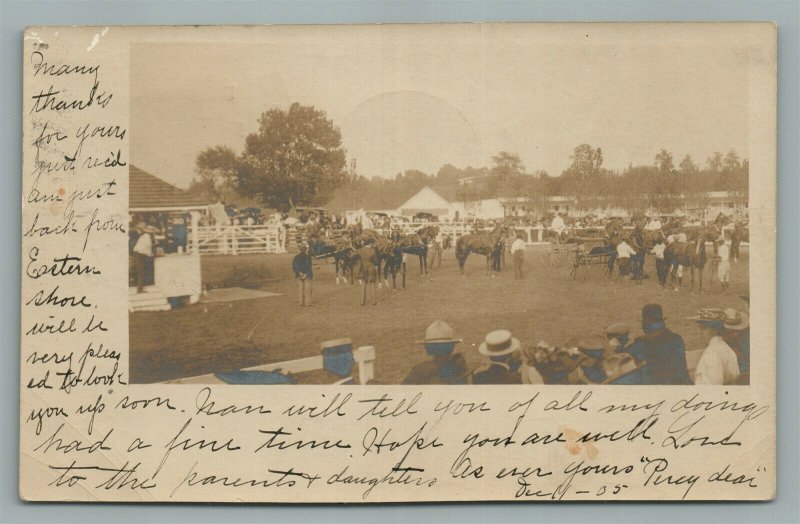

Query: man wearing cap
[402,321,469,385]
[472,330,522,384]
[690,309,743,385]
[621,304,692,385]
[292,243,313,307]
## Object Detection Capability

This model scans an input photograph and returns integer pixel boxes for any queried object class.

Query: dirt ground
[130,245,750,384]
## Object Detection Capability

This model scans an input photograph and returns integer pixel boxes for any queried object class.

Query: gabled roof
[129,165,209,210]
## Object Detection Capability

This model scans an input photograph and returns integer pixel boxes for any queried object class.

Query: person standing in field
[651,237,668,288]
[510,231,526,279]
[292,242,313,307]
[358,245,378,306]
[716,237,731,293]
[132,223,155,293]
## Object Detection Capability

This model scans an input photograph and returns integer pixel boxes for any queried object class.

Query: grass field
[130,245,749,384]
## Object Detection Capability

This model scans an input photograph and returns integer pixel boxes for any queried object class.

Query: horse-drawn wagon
[569,243,615,281]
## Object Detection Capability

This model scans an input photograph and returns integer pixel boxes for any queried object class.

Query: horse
[309,237,358,285]
[390,229,431,276]
[355,229,395,287]
[663,226,720,292]
[455,224,509,275]
[730,223,748,262]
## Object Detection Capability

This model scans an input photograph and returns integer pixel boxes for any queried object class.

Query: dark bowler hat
[641,303,666,324]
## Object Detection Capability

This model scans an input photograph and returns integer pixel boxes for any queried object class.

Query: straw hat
[687,308,749,331]
[721,308,749,331]
[416,320,462,345]
[604,322,631,337]
[478,329,520,356]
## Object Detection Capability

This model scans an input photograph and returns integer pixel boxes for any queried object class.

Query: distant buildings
[327,183,748,222]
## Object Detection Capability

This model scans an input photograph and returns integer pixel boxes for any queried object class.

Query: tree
[722,149,741,173]
[490,151,526,177]
[654,149,674,174]
[678,154,699,176]
[562,144,604,208]
[191,145,238,200]
[205,103,348,211]
[652,149,682,211]
[706,151,723,172]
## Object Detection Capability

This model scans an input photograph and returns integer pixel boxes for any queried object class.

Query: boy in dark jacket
[292,243,313,306]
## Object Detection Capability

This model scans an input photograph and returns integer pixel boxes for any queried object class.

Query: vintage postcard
[20,23,776,502]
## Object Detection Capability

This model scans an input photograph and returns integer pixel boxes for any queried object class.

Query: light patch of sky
[131,25,749,188]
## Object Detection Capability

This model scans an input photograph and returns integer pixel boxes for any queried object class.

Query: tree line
[189,102,748,214]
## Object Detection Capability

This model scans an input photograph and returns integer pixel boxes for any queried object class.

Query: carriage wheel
[540,250,558,269]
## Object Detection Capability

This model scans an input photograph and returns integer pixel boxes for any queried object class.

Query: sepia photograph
[127,27,751,387]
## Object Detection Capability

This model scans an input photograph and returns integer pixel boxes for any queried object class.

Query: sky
[130,24,753,189]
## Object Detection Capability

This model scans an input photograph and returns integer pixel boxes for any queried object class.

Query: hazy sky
[130,24,752,188]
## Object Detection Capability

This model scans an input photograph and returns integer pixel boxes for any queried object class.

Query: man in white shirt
[132,224,155,293]
[615,237,637,278]
[690,312,741,385]
[651,237,667,287]
[510,232,526,279]
[551,213,566,243]
[716,238,731,292]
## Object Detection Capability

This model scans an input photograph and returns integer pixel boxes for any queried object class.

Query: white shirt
[133,233,153,256]
[694,336,740,385]
[616,241,637,258]
[651,243,666,260]
[551,216,565,232]
[717,243,730,260]
[511,238,526,253]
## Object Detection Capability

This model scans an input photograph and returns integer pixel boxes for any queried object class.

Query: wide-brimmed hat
[478,329,520,356]
[721,308,749,330]
[687,308,749,331]
[642,303,666,324]
[604,322,631,337]
[416,320,462,345]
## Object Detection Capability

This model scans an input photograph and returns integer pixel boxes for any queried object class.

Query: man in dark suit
[402,321,469,385]
[621,303,692,385]
[472,330,522,384]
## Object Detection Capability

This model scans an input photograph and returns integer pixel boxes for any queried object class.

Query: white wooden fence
[189,224,287,255]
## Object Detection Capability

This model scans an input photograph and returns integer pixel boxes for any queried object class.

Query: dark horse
[663,226,720,292]
[310,237,358,285]
[390,226,439,275]
[455,224,508,275]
